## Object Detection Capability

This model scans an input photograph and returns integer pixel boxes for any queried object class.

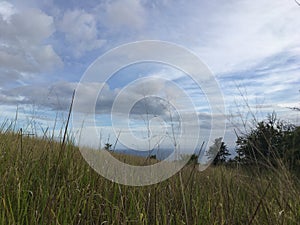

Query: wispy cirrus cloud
[1,0,300,149]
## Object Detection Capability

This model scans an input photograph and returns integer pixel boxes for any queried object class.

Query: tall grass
[0,124,300,224]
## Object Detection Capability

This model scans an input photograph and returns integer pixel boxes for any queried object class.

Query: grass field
[0,129,300,225]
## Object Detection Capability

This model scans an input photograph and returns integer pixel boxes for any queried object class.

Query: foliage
[188,153,199,164]
[213,141,231,165]
[207,137,231,165]
[235,112,299,168]
[283,126,300,170]
[104,142,112,150]
[149,154,157,160]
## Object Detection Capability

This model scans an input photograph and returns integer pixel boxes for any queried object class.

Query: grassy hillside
[0,131,300,224]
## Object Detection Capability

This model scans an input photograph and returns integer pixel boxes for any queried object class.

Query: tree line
[209,112,300,171]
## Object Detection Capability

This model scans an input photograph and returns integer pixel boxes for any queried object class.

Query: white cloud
[59,9,106,57]
[194,0,300,74]
[1,0,299,150]
[10,8,55,43]
[0,1,16,22]
[105,0,146,30]
[0,2,62,84]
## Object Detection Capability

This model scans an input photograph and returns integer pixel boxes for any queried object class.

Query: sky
[0,0,300,155]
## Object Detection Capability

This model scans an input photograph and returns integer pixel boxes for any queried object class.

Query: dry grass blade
[248,179,272,225]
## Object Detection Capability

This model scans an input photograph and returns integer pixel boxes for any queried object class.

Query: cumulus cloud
[105,0,146,30]
[0,76,202,116]
[58,9,106,57]
[0,1,62,85]
[1,0,299,150]
[0,81,75,110]
[0,1,16,21]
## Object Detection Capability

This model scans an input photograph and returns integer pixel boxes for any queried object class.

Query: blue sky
[0,0,300,153]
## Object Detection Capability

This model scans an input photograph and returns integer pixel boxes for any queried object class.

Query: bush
[235,112,299,169]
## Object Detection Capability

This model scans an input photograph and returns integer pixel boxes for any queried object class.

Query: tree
[188,154,199,164]
[235,113,295,166]
[207,137,231,165]
[213,141,231,165]
[104,143,112,151]
[283,126,300,170]
[211,141,230,165]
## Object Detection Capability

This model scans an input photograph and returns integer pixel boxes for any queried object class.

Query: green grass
[0,131,300,224]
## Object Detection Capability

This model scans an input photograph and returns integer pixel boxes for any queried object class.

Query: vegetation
[235,112,300,171]
[104,142,112,151]
[207,138,231,165]
[0,114,300,224]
